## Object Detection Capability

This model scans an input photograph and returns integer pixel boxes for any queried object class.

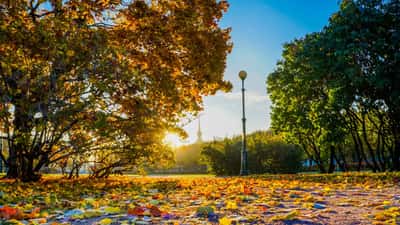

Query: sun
[163,132,184,147]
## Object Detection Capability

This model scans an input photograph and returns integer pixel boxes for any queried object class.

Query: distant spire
[196,115,203,143]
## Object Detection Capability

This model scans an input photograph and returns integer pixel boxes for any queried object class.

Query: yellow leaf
[267,200,279,207]
[99,218,113,225]
[66,50,75,57]
[302,202,314,209]
[219,217,232,225]
[383,201,391,206]
[104,207,121,214]
[226,201,237,210]
[285,210,300,220]
[270,210,300,221]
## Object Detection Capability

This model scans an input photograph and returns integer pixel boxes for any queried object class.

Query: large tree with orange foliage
[0,0,232,181]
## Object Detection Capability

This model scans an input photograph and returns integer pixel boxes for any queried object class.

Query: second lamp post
[239,70,249,176]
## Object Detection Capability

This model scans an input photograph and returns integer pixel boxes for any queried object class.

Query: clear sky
[174,0,341,145]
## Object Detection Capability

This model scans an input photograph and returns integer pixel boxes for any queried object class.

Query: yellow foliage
[66,50,75,57]
[104,207,121,214]
[0,174,398,224]
[98,218,113,225]
[270,210,300,221]
[383,200,391,206]
[219,217,232,225]
[302,202,314,209]
[267,200,279,207]
[225,201,238,210]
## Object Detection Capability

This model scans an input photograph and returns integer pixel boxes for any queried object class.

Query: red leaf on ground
[0,206,23,219]
[128,206,145,216]
[149,206,162,217]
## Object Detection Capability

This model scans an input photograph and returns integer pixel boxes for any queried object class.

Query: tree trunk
[309,141,326,173]
[392,114,400,170]
[4,146,42,181]
[5,103,43,182]
[5,148,18,179]
[336,146,348,172]
[387,103,400,171]
[361,114,380,172]
[328,146,336,173]
[376,132,386,171]
[68,167,75,179]
[350,132,362,171]
[393,138,400,171]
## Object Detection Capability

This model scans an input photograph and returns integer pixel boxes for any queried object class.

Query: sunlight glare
[163,133,184,147]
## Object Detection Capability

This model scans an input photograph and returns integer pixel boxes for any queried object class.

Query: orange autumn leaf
[0,206,23,220]
[241,184,252,195]
[152,193,163,200]
[26,207,41,219]
[128,206,145,216]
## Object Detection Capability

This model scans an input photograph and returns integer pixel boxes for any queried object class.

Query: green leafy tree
[201,131,303,175]
[324,0,400,170]
[248,132,303,174]
[267,0,399,172]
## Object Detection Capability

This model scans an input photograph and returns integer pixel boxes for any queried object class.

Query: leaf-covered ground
[0,173,399,225]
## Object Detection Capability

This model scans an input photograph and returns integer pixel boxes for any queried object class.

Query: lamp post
[239,70,249,176]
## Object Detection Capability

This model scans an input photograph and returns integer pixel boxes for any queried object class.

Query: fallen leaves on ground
[0,173,398,224]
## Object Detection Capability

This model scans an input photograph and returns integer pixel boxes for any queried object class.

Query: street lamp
[239,70,249,176]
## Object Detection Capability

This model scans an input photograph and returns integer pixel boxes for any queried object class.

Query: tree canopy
[0,0,232,181]
[267,0,400,173]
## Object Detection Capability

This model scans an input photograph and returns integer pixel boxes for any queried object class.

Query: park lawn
[0,173,399,225]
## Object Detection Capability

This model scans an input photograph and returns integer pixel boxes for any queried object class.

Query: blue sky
[175,0,341,145]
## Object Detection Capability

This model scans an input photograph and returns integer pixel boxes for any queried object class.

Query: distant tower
[196,115,203,143]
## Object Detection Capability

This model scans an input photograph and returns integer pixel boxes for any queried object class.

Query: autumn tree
[0,0,232,181]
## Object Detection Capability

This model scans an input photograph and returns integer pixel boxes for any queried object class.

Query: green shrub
[201,131,304,175]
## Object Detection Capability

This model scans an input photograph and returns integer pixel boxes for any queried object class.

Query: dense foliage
[0,0,232,181]
[267,0,400,173]
[201,131,304,175]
